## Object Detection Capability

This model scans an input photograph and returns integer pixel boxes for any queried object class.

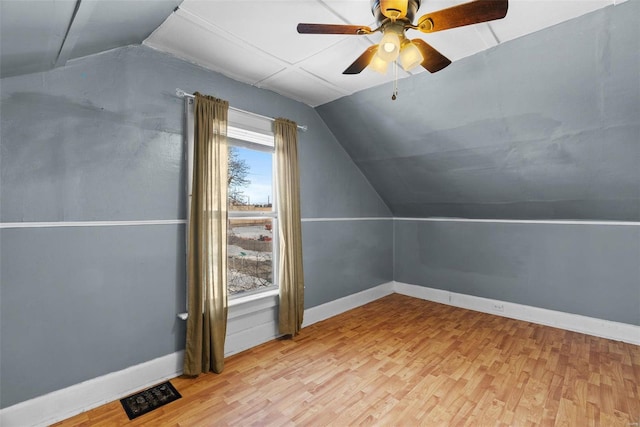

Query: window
[227,144,277,297]
[186,101,277,298]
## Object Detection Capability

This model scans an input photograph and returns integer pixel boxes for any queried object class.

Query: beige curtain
[184,93,229,375]
[275,118,305,336]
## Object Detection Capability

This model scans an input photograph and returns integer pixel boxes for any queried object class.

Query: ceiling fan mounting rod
[371,0,421,25]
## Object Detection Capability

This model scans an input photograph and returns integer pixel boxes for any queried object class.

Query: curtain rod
[176,88,307,132]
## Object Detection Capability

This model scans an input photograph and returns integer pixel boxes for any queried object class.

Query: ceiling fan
[297,0,508,75]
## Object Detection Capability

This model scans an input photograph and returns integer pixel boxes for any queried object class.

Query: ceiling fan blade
[297,23,372,35]
[380,0,409,19]
[416,0,508,33]
[343,45,379,74]
[411,39,451,73]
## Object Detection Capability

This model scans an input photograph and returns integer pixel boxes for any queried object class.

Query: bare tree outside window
[228,147,251,206]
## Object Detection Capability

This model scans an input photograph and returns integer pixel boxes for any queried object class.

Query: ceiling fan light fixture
[298,0,509,76]
[368,52,389,74]
[399,40,424,71]
[377,31,401,62]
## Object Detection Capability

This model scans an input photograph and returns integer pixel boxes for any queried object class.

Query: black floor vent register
[120,381,182,420]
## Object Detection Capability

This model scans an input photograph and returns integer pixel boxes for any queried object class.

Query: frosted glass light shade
[377,31,400,62]
[399,41,424,71]
[369,53,388,74]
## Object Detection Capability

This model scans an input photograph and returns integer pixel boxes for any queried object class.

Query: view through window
[227,145,277,297]
[185,100,277,298]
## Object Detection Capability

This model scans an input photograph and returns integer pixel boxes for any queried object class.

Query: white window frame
[185,101,279,301]
[227,121,278,300]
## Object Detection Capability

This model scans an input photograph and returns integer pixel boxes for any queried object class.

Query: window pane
[228,218,274,295]
[228,146,272,208]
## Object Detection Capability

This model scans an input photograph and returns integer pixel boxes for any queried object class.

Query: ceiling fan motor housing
[371,0,421,24]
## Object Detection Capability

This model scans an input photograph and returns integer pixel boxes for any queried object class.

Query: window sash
[185,98,278,301]
[227,216,278,298]
[226,119,277,298]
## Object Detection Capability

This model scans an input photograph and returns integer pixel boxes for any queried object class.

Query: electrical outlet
[492,303,505,312]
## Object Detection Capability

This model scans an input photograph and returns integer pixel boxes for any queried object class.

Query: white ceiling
[144,0,627,107]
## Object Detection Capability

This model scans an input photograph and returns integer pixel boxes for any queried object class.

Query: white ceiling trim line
[394,217,640,226]
[0,220,186,229]
[301,217,392,222]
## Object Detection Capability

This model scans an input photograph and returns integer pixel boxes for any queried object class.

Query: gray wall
[0,225,186,404]
[394,220,640,326]
[0,45,392,408]
[303,220,393,307]
[321,2,640,334]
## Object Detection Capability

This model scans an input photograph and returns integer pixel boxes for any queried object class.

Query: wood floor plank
[53,294,640,426]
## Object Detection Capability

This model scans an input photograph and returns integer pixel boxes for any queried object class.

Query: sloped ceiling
[0,0,181,78]
[317,1,640,221]
[1,0,637,222]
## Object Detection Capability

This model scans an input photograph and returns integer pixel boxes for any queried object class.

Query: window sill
[177,288,279,320]
[229,288,279,320]
[229,288,279,307]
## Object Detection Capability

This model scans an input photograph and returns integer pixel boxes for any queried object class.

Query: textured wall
[394,220,640,326]
[317,1,639,220]
[303,220,393,307]
[0,45,391,408]
[0,225,186,405]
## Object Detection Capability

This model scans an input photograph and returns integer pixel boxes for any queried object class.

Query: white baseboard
[226,282,397,353]
[302,281,395,327]
[0,283,393,427]
[7,280,633,427]
[393,281,640,346]
[0,351,184,427]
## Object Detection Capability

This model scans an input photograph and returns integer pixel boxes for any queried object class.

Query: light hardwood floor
[55,293,639,426]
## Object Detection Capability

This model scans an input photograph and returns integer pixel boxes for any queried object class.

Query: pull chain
[391,60,399,100]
